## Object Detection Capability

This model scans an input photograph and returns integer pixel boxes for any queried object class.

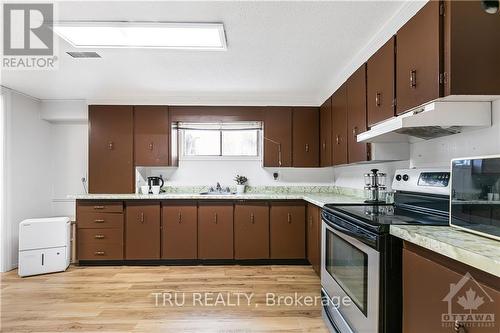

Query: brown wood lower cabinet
[234,202,270,259]
[198,202,234,259]
[270,202,306,259]
[403,243,500,333]
[125,202,161,260]
[161,201,197,259]
[77,228,123,260]
[307,204,321,276]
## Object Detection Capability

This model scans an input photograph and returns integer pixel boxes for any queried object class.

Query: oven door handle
[324,218,377,248]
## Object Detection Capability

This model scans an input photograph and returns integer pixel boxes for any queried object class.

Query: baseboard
[77,258,310,266]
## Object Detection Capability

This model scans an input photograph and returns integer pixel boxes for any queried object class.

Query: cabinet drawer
[77,240,123,260]
[77,212,123,229]
[77,228,123,244]
[77,201,123,213]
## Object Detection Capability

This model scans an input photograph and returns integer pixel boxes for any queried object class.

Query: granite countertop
[390,225,500,277]
[69,192,365,208]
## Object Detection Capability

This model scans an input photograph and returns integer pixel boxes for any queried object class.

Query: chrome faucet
[216,182,222,192]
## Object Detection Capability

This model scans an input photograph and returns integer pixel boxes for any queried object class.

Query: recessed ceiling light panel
[53,22,227,50]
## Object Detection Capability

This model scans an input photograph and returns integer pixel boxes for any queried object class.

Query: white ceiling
[1,1,418,106]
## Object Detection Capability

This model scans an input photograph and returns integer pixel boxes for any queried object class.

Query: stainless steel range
[321,168,451,333]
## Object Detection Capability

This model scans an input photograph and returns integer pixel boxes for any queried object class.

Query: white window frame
[179,123,263,161]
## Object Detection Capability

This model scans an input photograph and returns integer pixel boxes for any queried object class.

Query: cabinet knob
[94,219,105,223]
[107,141,114,150]
[453,321,467,333]
[375,92,381,107]
[250,213,255,224]
[287,213,292,224]
[410,69,417,88]
[148,142,154,151]
[94,251,105,256]
[94,234,105,239]
[178,212,182,224]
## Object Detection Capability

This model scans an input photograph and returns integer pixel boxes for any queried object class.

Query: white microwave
[450,155,500,240]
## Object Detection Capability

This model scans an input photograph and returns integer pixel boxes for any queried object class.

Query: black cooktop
[322,203,449,233]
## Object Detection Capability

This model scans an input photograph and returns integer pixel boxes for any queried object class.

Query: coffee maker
[147,176,164,190]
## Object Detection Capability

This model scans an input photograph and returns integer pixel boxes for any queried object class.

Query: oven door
[321,216,380,333]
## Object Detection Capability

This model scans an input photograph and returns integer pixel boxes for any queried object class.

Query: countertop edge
[390,225,500,277]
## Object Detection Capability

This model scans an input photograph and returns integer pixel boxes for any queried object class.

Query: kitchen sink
[199,191,235,195]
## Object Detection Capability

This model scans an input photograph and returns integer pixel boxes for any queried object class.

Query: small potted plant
[234,175,248,194]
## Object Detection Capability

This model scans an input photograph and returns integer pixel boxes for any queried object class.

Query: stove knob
[403,174,409,181]
[395,174,402,181]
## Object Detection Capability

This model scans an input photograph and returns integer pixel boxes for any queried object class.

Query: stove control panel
[392,168,450,196]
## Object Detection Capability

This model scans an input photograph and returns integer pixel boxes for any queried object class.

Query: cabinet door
[320,98,333,167]
[234,202,269,259]
[263,107,292,167]
[134,106,169,166]
[88,105,134,193]
[270,202,306,259]
[161,201,197,259]
[332,83,348,165]
[367,37,395,126]
[403,245,500,333]
[292,107,319,167]
[125,202,160,259]
[396,1,441,114]
[198,202,233,259]
[307,204,320,276]
[347,64,369,164]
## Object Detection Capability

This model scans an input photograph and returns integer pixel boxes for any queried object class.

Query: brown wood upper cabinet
[367,36,395,126]
[307,204,321,276]
[331,83,348,166]
[403,243,500,333]
[125,202,161,260]
[134,106,169,167]
[161,201,197,259]
[263,107,292,167]
[347,64,369,164]
[396,1,500,115]
[270,202,306,259]
[319,98,333,167]
[396,1,441,115]
[234,202,270,259]
[88,105,134,194]
[292,107,319,167]
[198,202,234,259]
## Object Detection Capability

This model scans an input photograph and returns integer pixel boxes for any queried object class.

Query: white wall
[2,89,53,272]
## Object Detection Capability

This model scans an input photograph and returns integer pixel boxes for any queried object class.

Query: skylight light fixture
[53,22,227,50]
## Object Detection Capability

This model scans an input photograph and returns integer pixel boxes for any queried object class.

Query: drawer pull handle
[410,69,417,88]
[94,219,105,223]
[94,205,105,210]
[250,213,255,224]
[94,251,105,256]
[287,213,292,224]
[94,235,105,239]
[107,141,114,150]
[322,142,326,150]
[148,142,154,150]
[336,135,340,145]
[352,126,358,137]
[214,212,218,224]
[140,212,145,223]
[178,212,182,224]
[305,144,309,152]
[375,92,381,107]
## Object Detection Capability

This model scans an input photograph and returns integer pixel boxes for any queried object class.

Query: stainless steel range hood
[357,101,492,143]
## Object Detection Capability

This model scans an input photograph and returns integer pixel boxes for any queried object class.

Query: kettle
[147,176,164,188]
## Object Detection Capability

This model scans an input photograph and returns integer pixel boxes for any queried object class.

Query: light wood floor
[1,265,328,332]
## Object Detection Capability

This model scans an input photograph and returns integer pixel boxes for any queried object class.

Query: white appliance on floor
[18,217,71,277]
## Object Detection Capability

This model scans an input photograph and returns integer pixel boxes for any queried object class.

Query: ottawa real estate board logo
[2,3,57,70]
[441,272,496,330]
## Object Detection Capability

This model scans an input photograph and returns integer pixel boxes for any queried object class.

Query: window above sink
[179,122,262,161]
